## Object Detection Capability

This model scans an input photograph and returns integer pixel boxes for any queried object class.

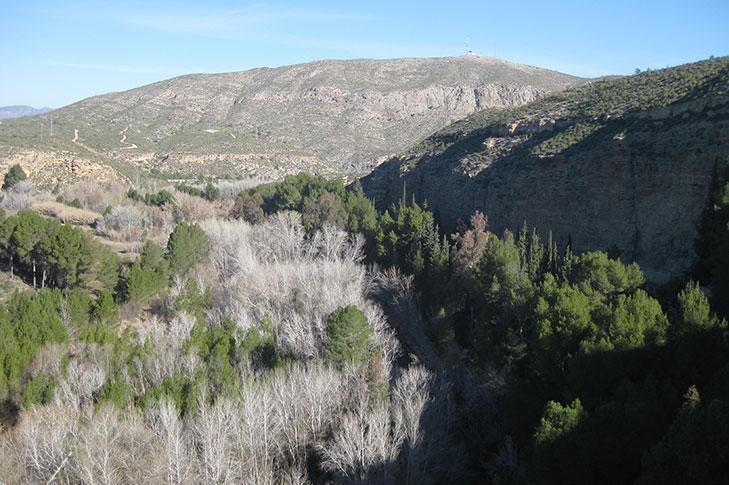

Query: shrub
[202,183,221,202]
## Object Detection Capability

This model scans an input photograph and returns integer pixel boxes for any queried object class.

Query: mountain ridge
[361,56,729,282]
[0,55,585,183]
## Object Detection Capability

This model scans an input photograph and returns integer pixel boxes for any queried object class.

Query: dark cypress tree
[517,221,529,270]
[527,228,544,281]
[302,191,347,234]
[695,157,729,317]
[231,192,266,224]
[2,164,27,190]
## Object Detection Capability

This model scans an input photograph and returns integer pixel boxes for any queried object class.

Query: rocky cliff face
[0,55,583,181]
[362,58,729,281]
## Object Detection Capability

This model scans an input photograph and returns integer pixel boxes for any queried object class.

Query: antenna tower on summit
[466,37,474,55]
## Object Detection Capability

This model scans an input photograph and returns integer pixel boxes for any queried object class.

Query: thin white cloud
[114,4,381,39]
[263,35,450,59]
[46,61,186,75]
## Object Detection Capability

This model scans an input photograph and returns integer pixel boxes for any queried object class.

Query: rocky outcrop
[0,149,118,185]
[362,59,729,282]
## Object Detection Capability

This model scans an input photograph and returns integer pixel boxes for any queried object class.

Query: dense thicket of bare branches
[95,205,146,241]
[2,361,457,483]
[0,214,465,484]
[201,216,400,367]
[214,179,266,198]
[0,180,34,209]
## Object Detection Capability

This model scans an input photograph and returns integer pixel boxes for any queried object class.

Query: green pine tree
[326,305,373,368]
[166,222,210,277]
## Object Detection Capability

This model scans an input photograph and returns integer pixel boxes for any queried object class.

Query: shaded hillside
[0,55,583,183]
[362,56,729,282]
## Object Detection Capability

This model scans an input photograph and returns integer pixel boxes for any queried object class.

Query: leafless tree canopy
[0,213,468,484]
[95,205,146,242]
[1,180,34,209]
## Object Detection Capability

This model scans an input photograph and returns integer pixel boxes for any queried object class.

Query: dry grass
[31,201,101,226]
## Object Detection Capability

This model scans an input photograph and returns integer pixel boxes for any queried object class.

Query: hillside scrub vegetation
[413,55,729,156]
[0,172,727,483]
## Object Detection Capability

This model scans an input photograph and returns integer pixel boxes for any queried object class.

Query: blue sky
[2,0,728,108]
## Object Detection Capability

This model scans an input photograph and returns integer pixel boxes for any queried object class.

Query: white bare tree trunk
[193,396,238,484]
[150,398,196,485]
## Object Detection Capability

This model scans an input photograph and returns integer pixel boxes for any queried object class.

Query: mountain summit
[0,55,583,182]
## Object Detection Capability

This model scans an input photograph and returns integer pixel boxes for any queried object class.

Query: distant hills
[362,56,729,282]
[0,106,52,120]
[0,55,584,182]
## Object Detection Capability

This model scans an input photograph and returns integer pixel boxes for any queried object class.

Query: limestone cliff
[361,57,729,281]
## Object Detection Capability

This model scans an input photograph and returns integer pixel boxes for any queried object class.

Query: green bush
[98,378,134,409]
[21,371,56,408]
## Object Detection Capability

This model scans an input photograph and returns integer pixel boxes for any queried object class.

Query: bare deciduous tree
[74,404,124,484]
[55,357,108,407]
[391,366,462,484]
[319,400,400,484]
[172,192,220,222]
[193,396,238,484]
[233,381,280,484]
[62,180,129,213]
[215,179,265,199]
[95,205,146,242]
[150,398,197,485]
[14,404,80,483]
[27,342,68,381]
[0,180,34,209]
[249,211,305,263]
[201,217,399,367]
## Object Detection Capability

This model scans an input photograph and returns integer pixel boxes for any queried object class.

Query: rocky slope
[0,55,583,183]
[361,56,729,282]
